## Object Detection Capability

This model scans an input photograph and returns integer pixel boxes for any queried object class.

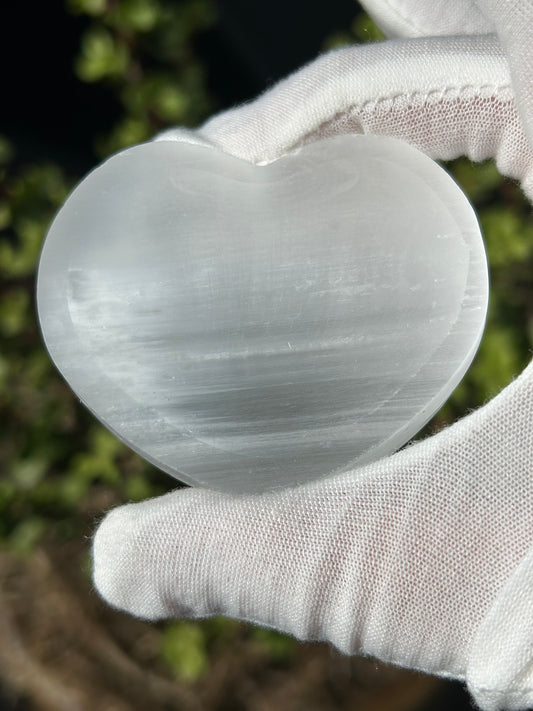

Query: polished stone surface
[37,135,488,492]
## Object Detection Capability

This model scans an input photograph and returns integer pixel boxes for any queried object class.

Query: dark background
[1,0,358,171]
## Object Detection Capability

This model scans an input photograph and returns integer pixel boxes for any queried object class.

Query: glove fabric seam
[296,82,512,154]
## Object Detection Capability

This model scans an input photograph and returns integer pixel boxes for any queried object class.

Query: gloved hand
[92,3,533,710]
[357,0,533,149]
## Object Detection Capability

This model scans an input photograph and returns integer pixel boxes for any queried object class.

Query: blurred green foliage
[0,0,531,689]
[161,621,210,681]
[68,0,215,155]
[323,11,385,50]
[440,157,533,412]
[0,0,216,558]
[250,626,297,663]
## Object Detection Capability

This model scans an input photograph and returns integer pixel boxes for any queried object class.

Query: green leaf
[0,353,9,391]
[124,473,155,501]
[0,202,11,230]
[0,135,14,165]
[8,517,46,555]
[0,289,30,337]
[351,13,386,42]
[322,31,354,51]
[112,0,161,32]
[96,116,151,155]
[449,158,502,203]
[468,323,526,401]
[160,621,209,682]
[481,206,533,268]
[0,219,45,276]
[67,0,108,16]
[58,475,90,507]
[251,627,296,663]
[75,27,130,82]
[11,458,48,490]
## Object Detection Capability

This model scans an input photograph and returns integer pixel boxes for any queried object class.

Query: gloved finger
[358,0,492,38]
[156,35,533,197]
[359,0,533,154]
[474,0,533,153]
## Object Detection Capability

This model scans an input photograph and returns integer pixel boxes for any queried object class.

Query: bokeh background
[1,1,532,710]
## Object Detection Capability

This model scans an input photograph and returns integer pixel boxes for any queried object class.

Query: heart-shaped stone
[37,135,487,493]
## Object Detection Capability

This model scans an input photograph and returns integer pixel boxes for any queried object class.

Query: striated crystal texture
[37,135,488,493]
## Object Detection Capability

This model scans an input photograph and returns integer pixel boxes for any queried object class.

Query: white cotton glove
[357,0,533,152]
[93,26,533,711]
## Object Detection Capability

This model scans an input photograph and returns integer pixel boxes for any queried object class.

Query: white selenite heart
[37,135,488,493]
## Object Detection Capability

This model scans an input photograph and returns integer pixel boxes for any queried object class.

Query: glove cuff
[467,545,533,711]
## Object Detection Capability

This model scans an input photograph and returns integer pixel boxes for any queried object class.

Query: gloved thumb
[92,486,296,625]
